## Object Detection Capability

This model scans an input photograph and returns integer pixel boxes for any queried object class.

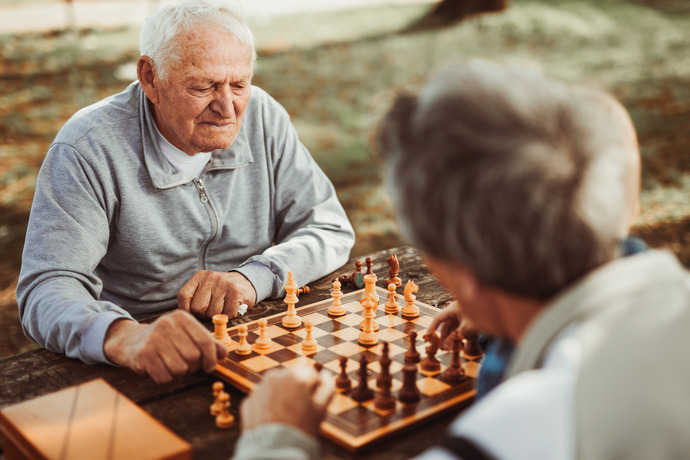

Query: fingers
[177,275,200,312]
[178,271,256,320]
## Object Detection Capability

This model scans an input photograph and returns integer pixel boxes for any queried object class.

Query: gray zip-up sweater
[17,82,355,365]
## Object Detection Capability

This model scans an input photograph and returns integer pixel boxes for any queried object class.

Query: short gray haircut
[140,0,257,81]
[375,60,639,300]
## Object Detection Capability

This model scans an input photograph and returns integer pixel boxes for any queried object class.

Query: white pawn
[384,283,401,315]
[234,324,252,356]
[254,318,272,351]
[301,319,318,355]
[328,279,346,317]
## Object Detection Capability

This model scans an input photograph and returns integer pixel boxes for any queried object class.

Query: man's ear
[137,56,159,104]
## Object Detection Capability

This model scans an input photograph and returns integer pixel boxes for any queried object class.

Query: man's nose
[210,85,234,118]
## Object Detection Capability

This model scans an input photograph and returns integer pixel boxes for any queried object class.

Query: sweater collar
[137,83,254,189]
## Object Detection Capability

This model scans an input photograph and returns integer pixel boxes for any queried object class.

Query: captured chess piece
[384,283,401,315]
[404,330,421,364]
[212,314,232,349]
[327,279,346,317]
[401,280,420,318]
[297,286,310,296]
[337,260,364,289]
[234,323,252,356]
[365,257,374,275]
[443,330,466,384]
[335,355,352,393]
[282,271,301,328]
[420,331,442,377]
[210,381,225,416]
[253,318,272,352]
[301,319,318,355]
[374,342,396,411]
[215,392,234,429]
[398,363,421,404]
[350,355,374,402]
[386,254,402,288]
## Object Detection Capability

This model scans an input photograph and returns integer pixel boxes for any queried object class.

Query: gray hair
[375,60,639,300]
[140,0,257,81]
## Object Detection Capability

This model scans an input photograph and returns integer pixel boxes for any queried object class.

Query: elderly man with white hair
[233,60,690,460]
[17,0,355,384]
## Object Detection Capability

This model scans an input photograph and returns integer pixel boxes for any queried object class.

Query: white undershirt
[154,124,211,180]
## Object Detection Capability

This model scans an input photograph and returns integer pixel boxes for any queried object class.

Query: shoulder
[244,85,291,127]
[53,82,142,150]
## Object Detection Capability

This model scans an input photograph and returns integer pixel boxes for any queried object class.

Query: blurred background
[1,0,688,358]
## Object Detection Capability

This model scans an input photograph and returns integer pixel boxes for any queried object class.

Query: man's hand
[240,365,334,438]
[177,270,257,319]
[103,310,227,384]
[429,300,476,350]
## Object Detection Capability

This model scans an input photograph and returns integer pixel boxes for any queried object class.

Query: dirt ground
[1,0,689,358]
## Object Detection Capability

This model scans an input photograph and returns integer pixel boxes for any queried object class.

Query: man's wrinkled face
[149,27,252,155]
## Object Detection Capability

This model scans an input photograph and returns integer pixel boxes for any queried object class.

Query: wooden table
[0,246,467,460]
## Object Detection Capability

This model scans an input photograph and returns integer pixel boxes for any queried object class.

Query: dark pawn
[404,330,421,364]
[335,355,352,392]
[350,355,374,402]
[365,257,374,275]
[443,330,466,384]
[374,343,396,411]
[398,363,421,404]
[462,329,484,358]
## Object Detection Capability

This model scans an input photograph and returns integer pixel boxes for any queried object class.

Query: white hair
[140,0,257,81]
[375,59,639,299]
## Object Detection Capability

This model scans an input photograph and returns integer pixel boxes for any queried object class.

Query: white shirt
[154,123,211,180]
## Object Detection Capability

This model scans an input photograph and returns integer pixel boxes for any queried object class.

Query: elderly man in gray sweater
[16,0,354,384]
[234,60,690,459]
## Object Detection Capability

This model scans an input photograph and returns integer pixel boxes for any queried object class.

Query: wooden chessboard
[214,286,481,452]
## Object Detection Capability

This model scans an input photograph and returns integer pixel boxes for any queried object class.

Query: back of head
[375,59,640,300]
[140,0,256,80]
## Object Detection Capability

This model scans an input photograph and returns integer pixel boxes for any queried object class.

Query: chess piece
[337,260,364,289]
[404,330,421,364]
[212,314,233,349]
[401,280,420,318]
[374,344,396,411]
[360,273,379,332]
[386,254,402,288]
[254,318,272,351]
[384,283,401,315]
[282,271,302,328]
[210,381,225,416]
[443,330,466,384]
[365,257,374,275]
[297,286,310,296]
[350,355,374,402]
[234,324,252,356]
[215,392,235,429]
[327,279,346,317]
[335,355,352,392]
[462,329,484,358]
[358,296,379,346]
[313,361,323,372]
[398,363,421,404]
[420,331,442,377]
[301,319,318,355]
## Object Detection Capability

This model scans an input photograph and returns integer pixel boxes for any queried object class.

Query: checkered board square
[214,287,482,452]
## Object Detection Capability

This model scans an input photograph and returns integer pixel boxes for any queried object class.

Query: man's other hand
[429,300,477,350]
[240,366,334,438]
[103,310,227,384]
[177,270,257,319]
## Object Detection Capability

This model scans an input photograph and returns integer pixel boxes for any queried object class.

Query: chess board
[214,286,481,452]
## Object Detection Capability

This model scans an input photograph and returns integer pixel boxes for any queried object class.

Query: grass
[1,0,689,357]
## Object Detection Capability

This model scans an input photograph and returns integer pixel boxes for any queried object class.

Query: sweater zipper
[195,178,218,268]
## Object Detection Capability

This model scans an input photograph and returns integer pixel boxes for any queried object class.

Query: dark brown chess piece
[386,254,402,288]
[335,355,351,392]
[350,355,374,402]
[404,330,421,364]
[398,363,421,404]
[374,342,396,411]
[443,330,466,384]
[337,260,364,289]
[420,330,442,377]
[297,286,310,296]
[462,329,484,358]
[365,257,374,276]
